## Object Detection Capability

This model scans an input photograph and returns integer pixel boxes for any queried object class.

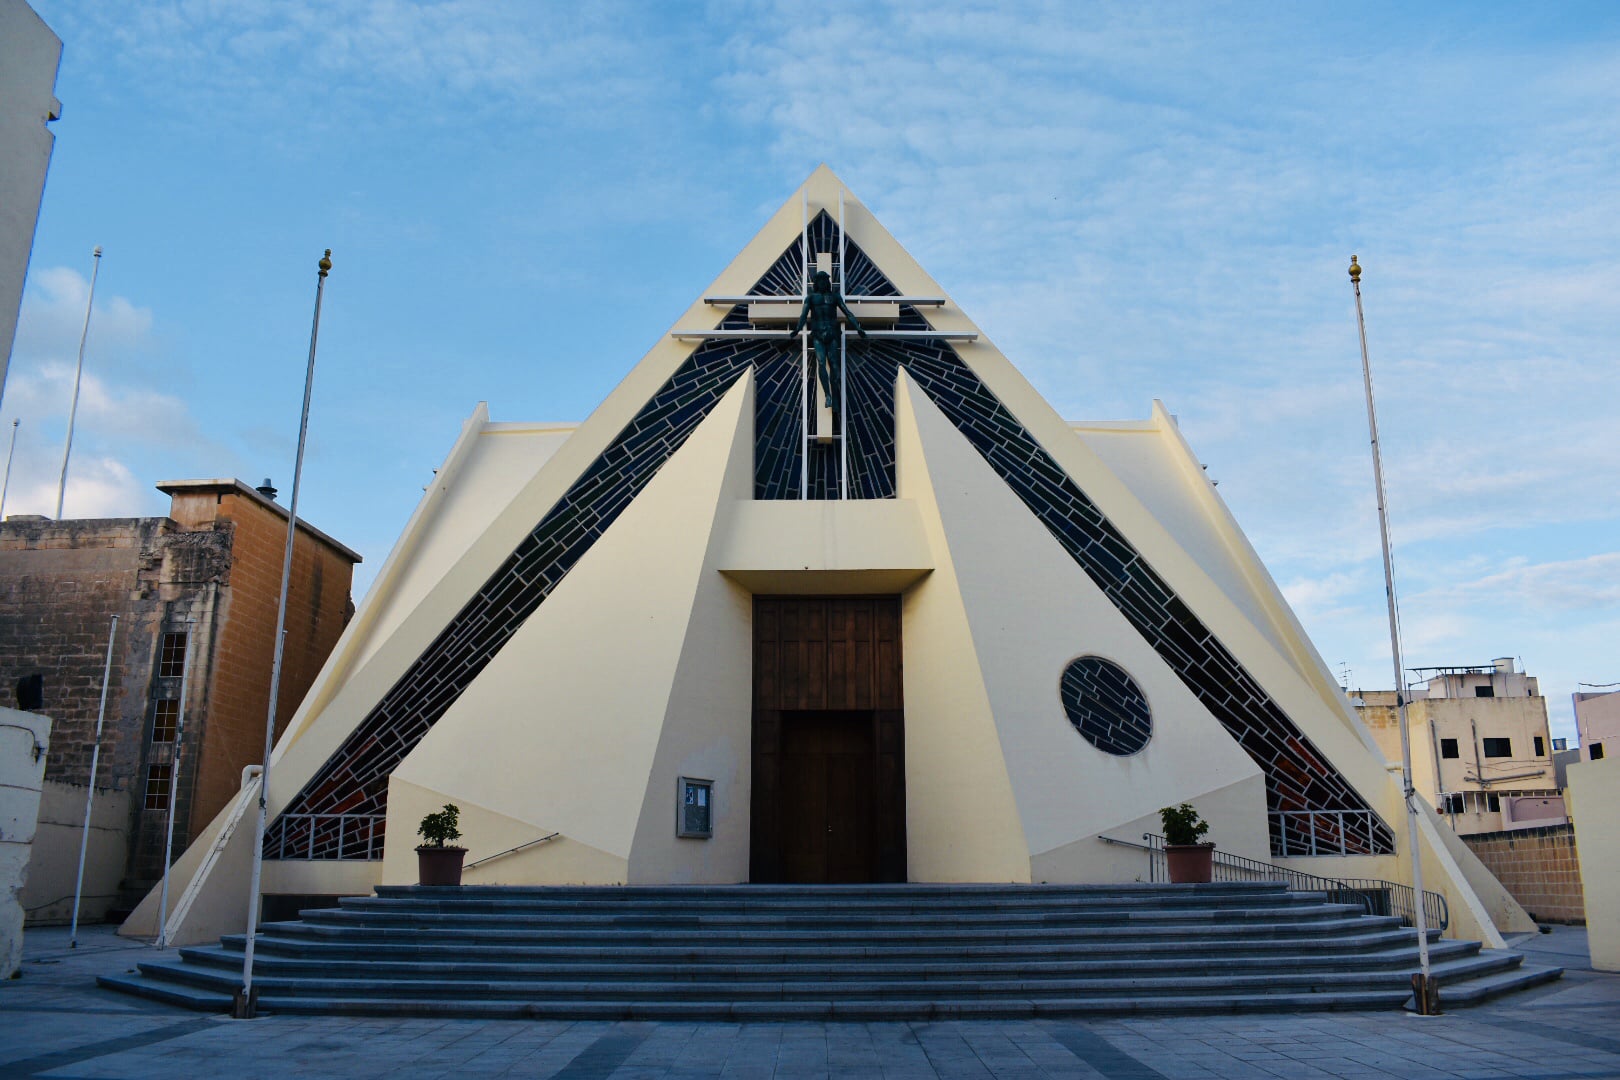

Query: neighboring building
[1574,688,1619,763]
[1,479,359,923]
[133,168,1527,950]
[1353,659,1564,836]
[1552,737,1581,790]
[0,0,62,398]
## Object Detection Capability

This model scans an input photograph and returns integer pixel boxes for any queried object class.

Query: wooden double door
[751,597,906,883]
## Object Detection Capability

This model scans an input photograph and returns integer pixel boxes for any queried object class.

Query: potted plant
[1160,803,1214,884]
[416,803,467,886]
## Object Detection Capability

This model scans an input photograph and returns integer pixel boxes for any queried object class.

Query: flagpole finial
[1348,255,1361,283]
[318,249,332,277]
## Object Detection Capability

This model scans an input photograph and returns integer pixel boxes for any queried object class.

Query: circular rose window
[1061,656,1151,756]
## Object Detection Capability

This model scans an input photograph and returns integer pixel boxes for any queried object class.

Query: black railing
[463,832,560,871]
[274,813,385,861]
[1098,833,1449,932]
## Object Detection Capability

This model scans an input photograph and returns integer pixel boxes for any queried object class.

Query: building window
[1534,735,1545,757]
[1487,793,1501,813]
[152,700,178,742]
[1440,738,1459,759]
[1443,793,1465,815]
[1482,737,1512,758]
[1593,743,1605,761]
[144,764,173,810]
[1475,685,1494,698]
[158,632,188,678]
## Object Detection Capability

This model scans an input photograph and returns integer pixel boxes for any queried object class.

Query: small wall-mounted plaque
[677,777,713,839]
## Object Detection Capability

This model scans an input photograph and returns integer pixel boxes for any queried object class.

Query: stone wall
[1,516,228,911]
[1461,824,1585,924]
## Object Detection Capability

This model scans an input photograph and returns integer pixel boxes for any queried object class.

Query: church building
[127,167,1528,949]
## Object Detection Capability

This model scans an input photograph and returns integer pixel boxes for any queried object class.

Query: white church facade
[127,168,1530,949]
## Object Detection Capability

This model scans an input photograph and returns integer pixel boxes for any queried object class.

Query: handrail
[1098,832,1448,931]
[463,832,560,871]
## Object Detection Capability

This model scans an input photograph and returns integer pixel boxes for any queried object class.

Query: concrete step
[257,913,1405,948]
[219,923,1438,964]
[178,938,1480,982]
[249,988,1417,1020]
[345,893,1315,919]
[294,901,1369,933]
[1436,958,1564,1005]
[370,887,1289,906]
[98,884,1559,1019]
[96,971,233,1012]
[133,956,1493,1002]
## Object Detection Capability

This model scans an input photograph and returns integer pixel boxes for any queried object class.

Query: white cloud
[44,1,667,130]
[1279,571,1365,622]
[1,453,148,521]
[2,267,228,521]
[1420,553,1620,614]
[10,266,155,365]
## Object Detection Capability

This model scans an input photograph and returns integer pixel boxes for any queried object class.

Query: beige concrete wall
[383,375,755,884]
[1358,690,1560,836]
[625,377,758,885]
[20,780,129,925]
[1461,825,1584,924]
[1566,756,1620,970]
[1574,690,1620,762]
[1,707,49,976]
[898,375,1269,879]
[893,378,1030,882]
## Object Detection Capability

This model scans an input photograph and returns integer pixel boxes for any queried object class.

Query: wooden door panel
[752,597,905,883]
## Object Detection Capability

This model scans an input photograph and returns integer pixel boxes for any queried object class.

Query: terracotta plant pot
[416,845,467,886]
[1164,843,1215,884]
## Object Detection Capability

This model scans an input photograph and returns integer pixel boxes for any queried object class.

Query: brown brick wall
[2,491,356,909]
[1461,823,1586,924]
[180,490,356,845]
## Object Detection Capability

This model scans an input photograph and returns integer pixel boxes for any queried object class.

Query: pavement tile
[5,925,1617,1080]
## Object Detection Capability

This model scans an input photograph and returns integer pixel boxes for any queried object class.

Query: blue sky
[7,1,1618,742]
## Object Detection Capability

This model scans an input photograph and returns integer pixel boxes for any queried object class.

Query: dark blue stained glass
[1062,657,1152,756]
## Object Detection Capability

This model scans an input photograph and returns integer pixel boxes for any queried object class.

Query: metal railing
[1269,809,1388,857]
[1099,833,1449,932]
[464,832,560,871]
[273,813,385,861]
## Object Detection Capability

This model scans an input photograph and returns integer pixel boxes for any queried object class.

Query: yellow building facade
[125,168,1531,948]
[1354,662,1564,836]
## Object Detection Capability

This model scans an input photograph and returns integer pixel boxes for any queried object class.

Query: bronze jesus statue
[791,270,866,417]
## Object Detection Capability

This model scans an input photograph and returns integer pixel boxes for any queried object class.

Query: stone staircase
[100,882,1561,1019]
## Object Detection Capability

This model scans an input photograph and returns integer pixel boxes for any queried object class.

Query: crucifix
[671,189,976,500]
[792,268,866,442]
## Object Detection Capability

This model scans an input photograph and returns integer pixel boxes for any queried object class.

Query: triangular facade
[128,167,1532,946]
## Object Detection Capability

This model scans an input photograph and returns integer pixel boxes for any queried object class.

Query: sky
[7,1,1617,744]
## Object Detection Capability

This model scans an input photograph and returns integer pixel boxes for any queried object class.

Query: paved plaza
[0,925,1614,1079]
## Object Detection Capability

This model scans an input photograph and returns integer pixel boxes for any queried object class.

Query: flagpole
[1349,255,1436,1014]
[236,249,331,1019]
[0,418,18,519]
[56,247,102,519]
[69,614,118,947]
